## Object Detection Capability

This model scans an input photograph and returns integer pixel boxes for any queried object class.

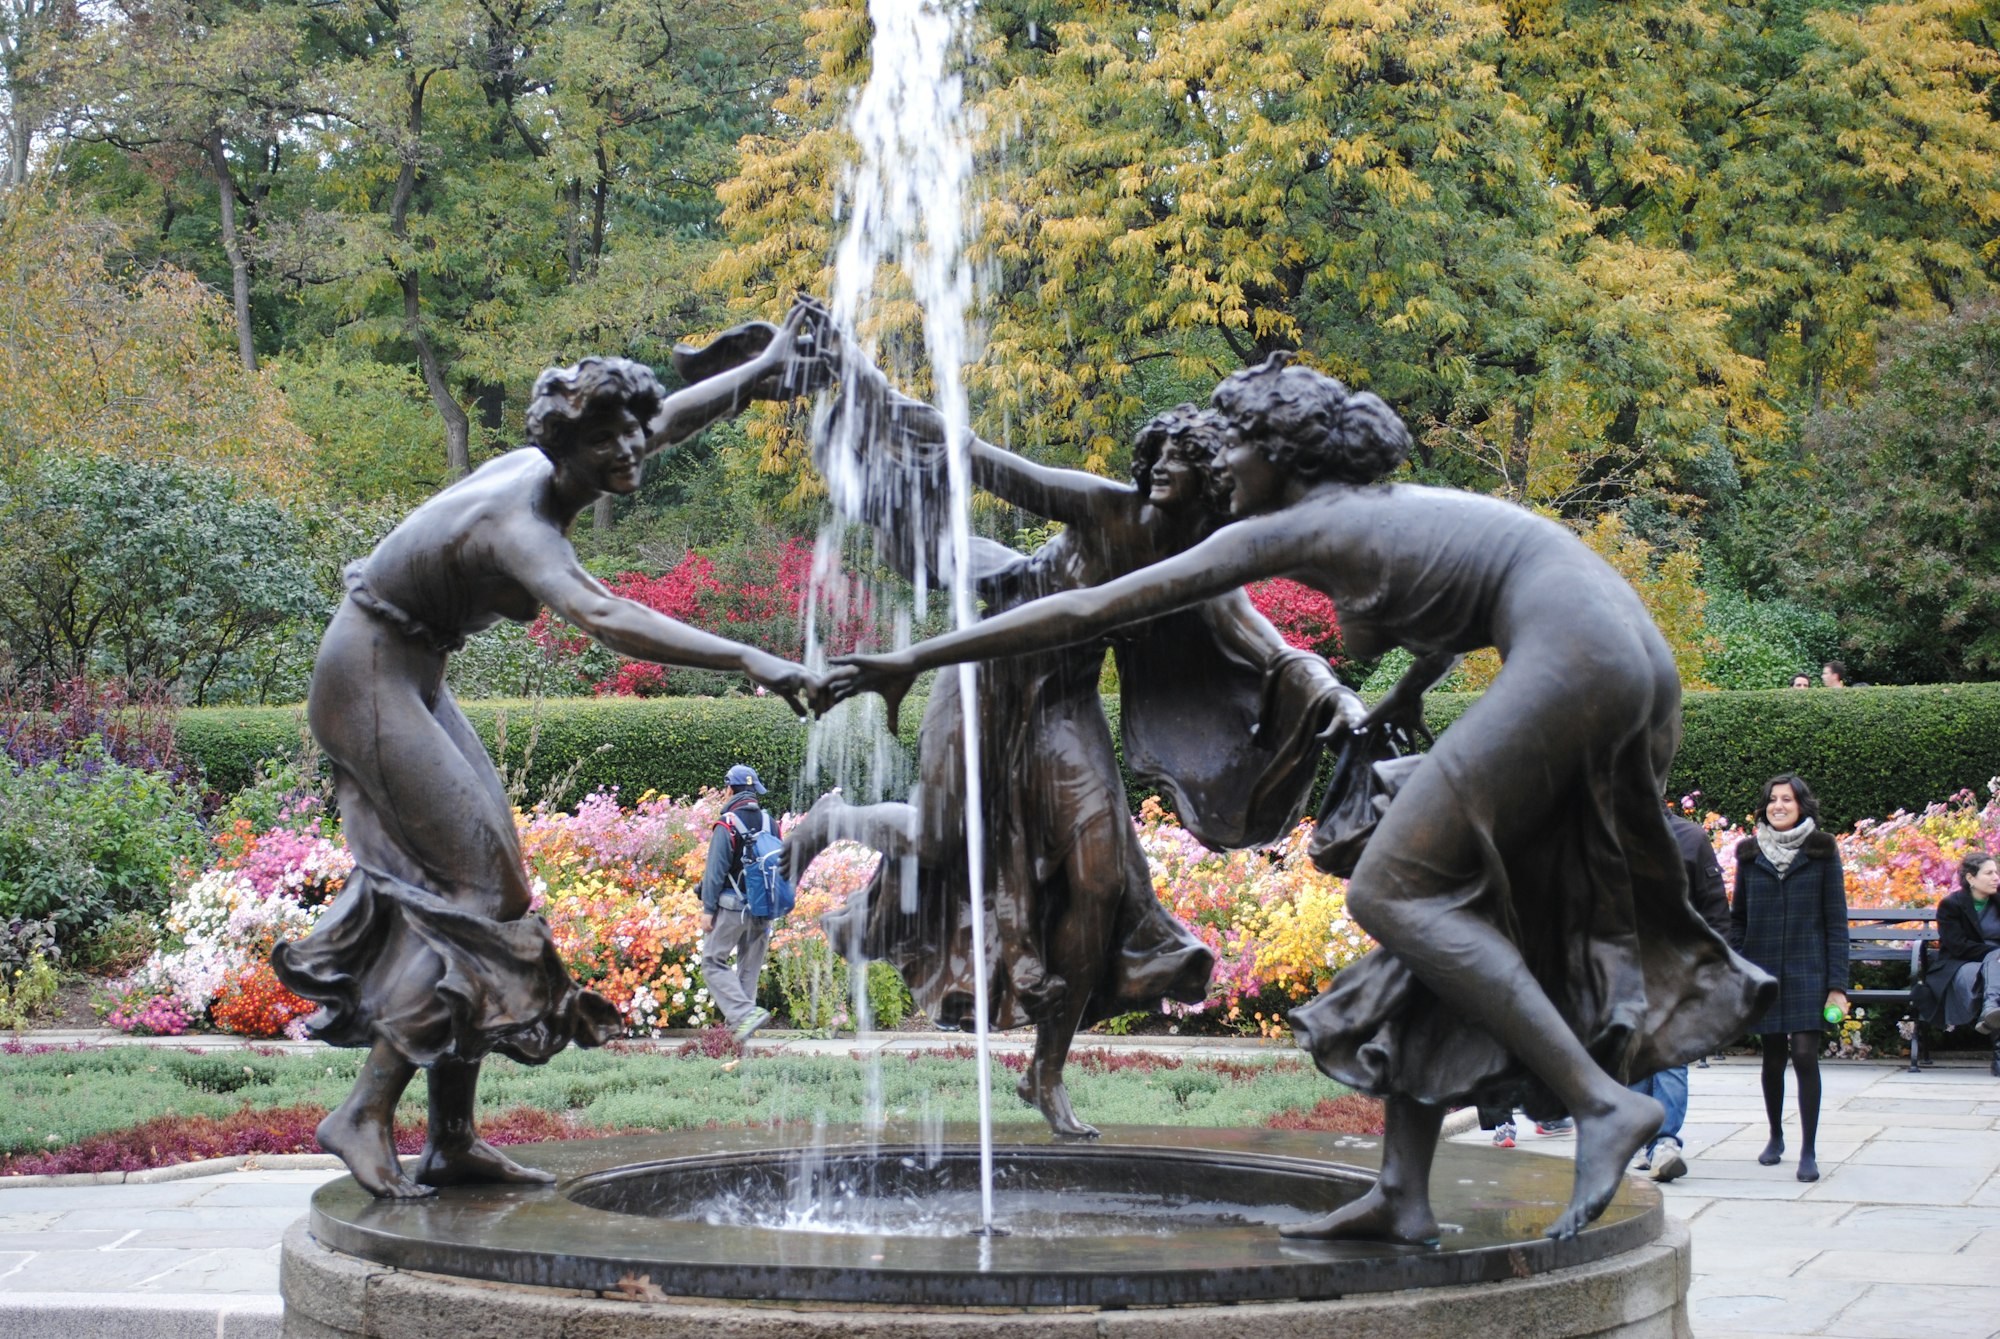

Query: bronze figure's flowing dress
[273,558,624,1069]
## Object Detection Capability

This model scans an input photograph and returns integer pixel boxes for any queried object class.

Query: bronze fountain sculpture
[699,303,1353,1139]
[278,300,1765,1339]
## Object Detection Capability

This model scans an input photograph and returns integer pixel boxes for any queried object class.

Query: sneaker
[1978,1004,2000,1036]
[731,1007,773,1043]
[1649,1139,1687,1184]
[1633,1147,1652,1172]
[1492,1121,1517,1149]
[1535,1117,1575,1137]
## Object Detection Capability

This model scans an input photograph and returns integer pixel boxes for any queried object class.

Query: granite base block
[281,1217,1692,1339]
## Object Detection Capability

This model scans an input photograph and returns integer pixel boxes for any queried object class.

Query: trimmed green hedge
[177,682,2000,831]
[176,696,873,812]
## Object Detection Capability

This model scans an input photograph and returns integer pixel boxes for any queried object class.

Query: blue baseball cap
[725,764,767,794]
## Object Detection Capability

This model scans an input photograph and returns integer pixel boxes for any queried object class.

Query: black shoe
[1796,1153,1819,1183]
[1758,1137,1785,1167]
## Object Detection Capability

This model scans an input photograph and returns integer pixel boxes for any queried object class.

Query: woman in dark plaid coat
[1729,773,1849,1183]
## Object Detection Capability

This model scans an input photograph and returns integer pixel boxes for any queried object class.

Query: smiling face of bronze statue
[1217,433,1288,517]
[565,407,649,496]
[1129,404,1236,522]
[526,356,666,503]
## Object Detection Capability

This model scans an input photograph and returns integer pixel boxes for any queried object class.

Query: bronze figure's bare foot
[316,1110,433,1200]
[1547,1088,1662,1240]
[1279,1184,1439,1246]
[415,1138,558,1188]
[1017,1070,1099,1139]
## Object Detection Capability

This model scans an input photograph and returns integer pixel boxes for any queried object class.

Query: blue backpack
[723,807,796,919]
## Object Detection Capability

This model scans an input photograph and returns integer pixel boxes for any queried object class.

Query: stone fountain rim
[307,1123,1663,1309]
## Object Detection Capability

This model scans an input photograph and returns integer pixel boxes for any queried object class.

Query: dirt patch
[42,976,104,1030]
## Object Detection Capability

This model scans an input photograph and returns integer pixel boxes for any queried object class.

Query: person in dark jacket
[701,765,781,1041]
[1729,773,1848,1183]
[1928,853,2000,1060]
[1630,811,1735,1182]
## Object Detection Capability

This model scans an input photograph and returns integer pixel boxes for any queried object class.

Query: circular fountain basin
[290,1124,1676,1325]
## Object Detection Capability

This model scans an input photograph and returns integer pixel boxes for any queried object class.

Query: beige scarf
[1755,816,1817,873]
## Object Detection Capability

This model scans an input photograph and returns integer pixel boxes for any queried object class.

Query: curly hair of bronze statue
[1212,353,1411,485]
[1128,404,1236,515]
[526,357,666,457]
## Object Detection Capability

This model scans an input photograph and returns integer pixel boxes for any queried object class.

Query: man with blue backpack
[700,764,795,1041]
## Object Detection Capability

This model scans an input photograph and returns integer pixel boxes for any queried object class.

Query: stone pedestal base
[281,1216,1693,1339]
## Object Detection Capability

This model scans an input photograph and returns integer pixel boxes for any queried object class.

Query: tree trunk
[407,280,472,476]
[1,112,28,187]
[206,134,258,371]
[1506,400,1534,500]
[565,177,584,283]
[390,71,471,476]
[589,137,609,266]
[593,494,613,532]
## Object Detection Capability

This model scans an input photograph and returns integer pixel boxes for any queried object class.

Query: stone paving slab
[0,1049,1996,1338]
[1451,1056,2000,1338]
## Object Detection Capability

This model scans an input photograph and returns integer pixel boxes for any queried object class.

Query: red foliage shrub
[1,1103,630,1176]
[528,540,880,696]
[1066,1048,1184,1074]
[0,674,183,775]
[1200,1057,1307,1083]
[1246,579,1341,662]
[1263,1094,1385,1135]
[676,1026,744,1059]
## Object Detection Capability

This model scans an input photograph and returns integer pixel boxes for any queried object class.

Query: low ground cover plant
[0,1044,1354,1173]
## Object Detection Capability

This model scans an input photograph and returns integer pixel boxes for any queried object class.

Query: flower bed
[106,779,2000,1043]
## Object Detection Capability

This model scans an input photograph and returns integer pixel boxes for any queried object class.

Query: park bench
[1845,907,1938,1074]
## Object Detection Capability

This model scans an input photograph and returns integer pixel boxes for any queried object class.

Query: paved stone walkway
[1450,1054,2000,1339]
[4,1037,1997,1337]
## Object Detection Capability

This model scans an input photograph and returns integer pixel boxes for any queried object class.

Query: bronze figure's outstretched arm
[645,304,817,452]
[831,515,1315,703]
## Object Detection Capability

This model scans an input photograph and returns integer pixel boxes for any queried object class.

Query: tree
[0,0,78,187]
[1501,1,2000,418]
[0,454,324,702]
[0,194,310,491]
[714,0,1769,511]
[1790,301,2000,681]
[62,0,314,369]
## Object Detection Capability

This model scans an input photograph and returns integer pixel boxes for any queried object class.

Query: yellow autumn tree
[713,0,1777,514]
[0,196,311,494]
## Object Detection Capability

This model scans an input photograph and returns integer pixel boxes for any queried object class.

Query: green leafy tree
[0,194,311,491]
[0,455,324,702]
[1787,301,2000,681]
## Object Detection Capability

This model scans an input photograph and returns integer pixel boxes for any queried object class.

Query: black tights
[1760,1030,1822,1155]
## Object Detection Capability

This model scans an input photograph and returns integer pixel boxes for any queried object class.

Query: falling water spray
[823,0,999,1234]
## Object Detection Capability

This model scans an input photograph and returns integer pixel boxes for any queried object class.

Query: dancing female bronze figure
[831,354,1771,1239]
[273,315,823,1198]
[769,315,1349,1137]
